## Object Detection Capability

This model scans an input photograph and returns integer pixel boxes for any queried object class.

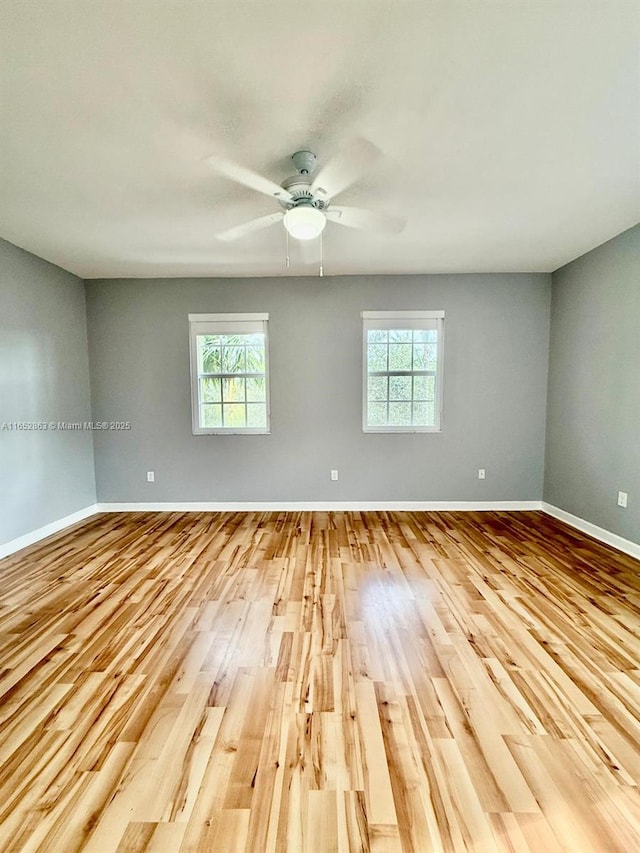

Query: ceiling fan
[206,138,406,243]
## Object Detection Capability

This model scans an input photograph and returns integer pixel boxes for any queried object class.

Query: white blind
[362,310,444,332]
[190,315,267,336]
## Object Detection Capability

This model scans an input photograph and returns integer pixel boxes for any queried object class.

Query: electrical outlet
[147,471,155,483]
[478,469,486,479]
[331,469,339,481]
[617,491,628,508]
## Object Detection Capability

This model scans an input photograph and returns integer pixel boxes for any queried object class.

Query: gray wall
[544,225,640,543]
[0,239,96,545]
[85,273,551,503]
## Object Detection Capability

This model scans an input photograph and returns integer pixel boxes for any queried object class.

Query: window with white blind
[189,313,270,434]
[362,310,444,432]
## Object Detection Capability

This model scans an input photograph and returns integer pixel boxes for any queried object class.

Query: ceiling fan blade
[216,212,283,242]
[310,138,384,200]
[205,154,293,203]
[327,206,406,235]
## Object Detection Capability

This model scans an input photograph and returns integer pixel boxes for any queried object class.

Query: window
[362,310,444,432]
[189,313,270,434]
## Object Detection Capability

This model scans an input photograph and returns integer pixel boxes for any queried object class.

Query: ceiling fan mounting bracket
[291,150,317,176]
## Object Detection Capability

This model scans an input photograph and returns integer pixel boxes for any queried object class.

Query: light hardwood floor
[0,510,639,852]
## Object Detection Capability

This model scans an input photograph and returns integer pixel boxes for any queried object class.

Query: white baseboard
[0,504,99,560]
[96,500,542,513]
[541,502,640,560]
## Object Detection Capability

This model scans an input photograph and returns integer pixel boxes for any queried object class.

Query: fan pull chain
[285,230,290,268]
[319,230,324,278]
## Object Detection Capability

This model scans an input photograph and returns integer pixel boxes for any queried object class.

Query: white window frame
[189,313,270,435]
[362,310,444,433]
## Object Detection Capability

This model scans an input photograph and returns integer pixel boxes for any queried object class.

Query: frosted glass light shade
[283,205,326,240]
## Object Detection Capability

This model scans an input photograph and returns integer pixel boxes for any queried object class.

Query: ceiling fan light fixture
[283,205,326,240]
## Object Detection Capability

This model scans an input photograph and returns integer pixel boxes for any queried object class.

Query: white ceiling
[1,1,639,279]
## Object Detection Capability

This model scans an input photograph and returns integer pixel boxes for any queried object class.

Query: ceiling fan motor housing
[279,174,329,211]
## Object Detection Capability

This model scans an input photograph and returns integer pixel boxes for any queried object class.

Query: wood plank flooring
[0,510,639,852]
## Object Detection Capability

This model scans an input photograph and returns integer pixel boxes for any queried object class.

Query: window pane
[368,376,388,401]
[368,344,388,372]
[413,375,435,401]
[413,329,437,343]
[413,344,427,370]
[221,346,245,373]
[246,344,265,373]
[367,329,388,344]
[389,375,411,401]
[247,403,267,428]
[389,329,412,343]
[368,401,387,426]
[222,377,245,402]
[389,343,412,371]
[202,334,222,346]
[413,342,438,370]
[412,402,436,425]
[412,402,428,425]
[201,404,222,428]
[200,340,221,373]
[425,343,437,371]
[219,334,241,347]
[246,376,266,402]
[200,377,221,403]
[389,402,412,426]
[223,404,246,427]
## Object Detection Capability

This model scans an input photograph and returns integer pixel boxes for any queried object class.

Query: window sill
[193,429,271,436]
[362,427,442,434]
